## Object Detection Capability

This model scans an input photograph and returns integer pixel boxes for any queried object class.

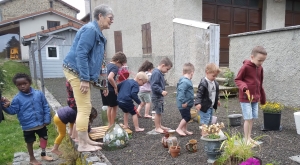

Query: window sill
[142,54,153,58]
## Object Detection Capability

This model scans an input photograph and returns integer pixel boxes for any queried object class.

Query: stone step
[216,77,226,86]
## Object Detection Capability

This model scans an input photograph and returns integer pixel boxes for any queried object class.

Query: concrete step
[192,85,238,98]
[216,77,226,86]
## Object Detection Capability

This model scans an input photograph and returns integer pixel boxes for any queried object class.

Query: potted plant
[223,90,242,127]
[214,133,256,165]
[260,101,284,131]
[200,123,227,163]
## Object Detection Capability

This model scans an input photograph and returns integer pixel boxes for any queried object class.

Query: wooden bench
[89,125,132,141]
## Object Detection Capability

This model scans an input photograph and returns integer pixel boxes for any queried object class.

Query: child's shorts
[199,108,213,125]
[101,90,118,107]
[23,126,48,143]
[179,107,192,122]
[152,96,164,114]
[240,102,258,120]
[138,92,151,103]
[118,101,136,115]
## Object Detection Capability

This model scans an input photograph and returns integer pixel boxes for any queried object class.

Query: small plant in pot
[260,101,284,131]
[200,123,227,163]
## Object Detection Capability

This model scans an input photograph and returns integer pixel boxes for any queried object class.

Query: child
[176,63,195,136]
[100,51,127,127]
[235,46,267,145]
[1,73,53,165]
[51,106,101,155]
[136,60,154,118]
[150,57,173,133]
[117,72,148,132]
[195,63,220,136]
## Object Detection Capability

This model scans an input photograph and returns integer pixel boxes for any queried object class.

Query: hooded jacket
[235,60,266,104]
[194,78,219,113]
[176,77,194,109]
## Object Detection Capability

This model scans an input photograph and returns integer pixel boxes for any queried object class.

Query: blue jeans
[199,108,213,125]
[240,102,258,120]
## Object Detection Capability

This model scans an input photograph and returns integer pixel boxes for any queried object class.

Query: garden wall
[229,25,300,107]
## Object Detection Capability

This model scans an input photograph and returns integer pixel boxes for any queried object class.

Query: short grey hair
[93,4,113,20]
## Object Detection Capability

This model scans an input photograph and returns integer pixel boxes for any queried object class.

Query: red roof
[0,0,80,13]
[0,9,85,26]
[23,22,82,40]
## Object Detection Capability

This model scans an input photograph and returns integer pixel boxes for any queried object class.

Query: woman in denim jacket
[63,4,114,152]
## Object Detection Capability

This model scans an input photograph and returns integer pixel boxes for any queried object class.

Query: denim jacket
[176,77,194,109]
[63,20,106,82]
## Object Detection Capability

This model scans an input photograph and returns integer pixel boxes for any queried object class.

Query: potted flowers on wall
[260,102,284,131]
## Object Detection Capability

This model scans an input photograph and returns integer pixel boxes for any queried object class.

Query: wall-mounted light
[41,26,44,30]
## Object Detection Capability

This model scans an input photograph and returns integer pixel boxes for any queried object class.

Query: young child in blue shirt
[150,57,173,133]
[176,63,195,136]
[117,72,148,132]
[1,73,53,165]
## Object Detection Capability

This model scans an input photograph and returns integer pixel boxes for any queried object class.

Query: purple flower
[239,158,260,165]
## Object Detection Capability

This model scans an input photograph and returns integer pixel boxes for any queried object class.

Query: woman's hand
[80,81,90,94]
[103,89,109,96]
[114,87,118,95]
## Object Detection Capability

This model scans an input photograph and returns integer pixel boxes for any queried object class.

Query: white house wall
[20,14,70,60]
[91,0,202,85]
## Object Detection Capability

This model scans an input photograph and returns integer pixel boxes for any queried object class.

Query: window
[114,31,123,52]
[141,23,152,54]
[46,46,59,59]
[47,21,60,29]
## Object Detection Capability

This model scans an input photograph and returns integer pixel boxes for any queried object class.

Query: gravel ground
[45,78,300,165]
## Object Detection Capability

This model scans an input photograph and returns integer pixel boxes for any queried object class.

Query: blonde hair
[183,63,195,74]
[205,63,220,74]
[251,46,267,56]
[135,71,148,81]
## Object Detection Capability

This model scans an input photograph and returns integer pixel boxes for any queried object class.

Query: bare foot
[29,159,42,165]
[144,115,152,119]
[41,155,54,161]
[155,128,164,134]
[77,144,101,152]
[87,140,103,146]
[122,125,130,129]
[51,149,62,156]
[176,128,186,136]
[72,138,78,142]
[161,126,171,130]
[135,128,145,132]
[184,130,193,135]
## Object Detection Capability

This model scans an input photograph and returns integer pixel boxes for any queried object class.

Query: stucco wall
[174,23,210,86]
[229,26,300,107]
[91,0,202,85]
[262,0,286,30]
[0,0,78,20]
[20,14,70,60]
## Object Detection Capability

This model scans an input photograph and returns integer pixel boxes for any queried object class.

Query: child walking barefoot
[136,60,154,118]
[176,63,195,136]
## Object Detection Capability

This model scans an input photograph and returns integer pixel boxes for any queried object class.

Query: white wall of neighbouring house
[229,26,300,107]
[91,0,202,85]
[19,14,69,60]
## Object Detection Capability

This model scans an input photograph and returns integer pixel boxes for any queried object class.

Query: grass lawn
[0,60,57,165]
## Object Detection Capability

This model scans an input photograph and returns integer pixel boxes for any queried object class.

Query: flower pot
[294,112,300,135]
[228,114,242,127]
[262,112,282,131]
[169,146,180,158]
[201,135,227,163]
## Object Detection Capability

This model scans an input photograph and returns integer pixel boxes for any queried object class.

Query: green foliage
[223,69,236,87]
[215,133,255,165]
[0,65,6,91]
[206,134,221,139]
[260,102,284,113]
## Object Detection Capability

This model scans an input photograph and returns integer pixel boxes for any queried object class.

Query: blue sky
[0,0,85,52]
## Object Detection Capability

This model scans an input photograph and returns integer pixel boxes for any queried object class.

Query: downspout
[89,0,92,22]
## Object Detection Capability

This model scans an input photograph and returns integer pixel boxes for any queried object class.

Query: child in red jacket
[235,46,267,145]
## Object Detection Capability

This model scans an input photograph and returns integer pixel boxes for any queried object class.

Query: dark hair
[12,73,32,85]
[138,60,154,72]
[251,46,267,56]
[89,107,98,123]
[159,57,173,67]
[112,51,127,64]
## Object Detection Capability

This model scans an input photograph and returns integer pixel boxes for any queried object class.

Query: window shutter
[146,23,152,54]
[141,24,147,54]
[114,31,123,52]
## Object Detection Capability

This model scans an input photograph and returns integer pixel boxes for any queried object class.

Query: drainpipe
[89,0,92,22]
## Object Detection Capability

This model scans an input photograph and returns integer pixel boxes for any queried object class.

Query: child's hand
[1,97,11,108]
[162,91,168,96]
[195,104,201,111]
[218,101,221,106]
[182,103,187,108]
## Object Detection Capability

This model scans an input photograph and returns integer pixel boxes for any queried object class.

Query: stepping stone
[289,155,300,163]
